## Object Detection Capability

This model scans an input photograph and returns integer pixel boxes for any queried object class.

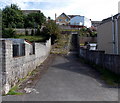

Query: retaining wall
[79,47,120,74]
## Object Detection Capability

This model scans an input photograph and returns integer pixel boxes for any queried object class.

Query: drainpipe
[112,16,115,54]
[115,14,120,54]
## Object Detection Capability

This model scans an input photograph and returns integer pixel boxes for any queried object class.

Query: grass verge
[15,35,46,42]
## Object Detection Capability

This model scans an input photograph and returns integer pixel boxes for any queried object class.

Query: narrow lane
[3,54,118,101]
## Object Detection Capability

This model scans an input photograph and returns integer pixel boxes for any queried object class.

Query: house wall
[118,17,120,54]
[1,38,51,94]
[70,16,91,28]
[70,16,84,26]
[97,21,113,54]
[98,17,120,54]
[56,14,70,25]
[84,17,92,28]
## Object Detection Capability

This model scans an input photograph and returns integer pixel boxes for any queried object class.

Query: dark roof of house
[101,13,120,24]
[91,21,102,27]
[58,13,71,19]
[22,10,41,15]
[68,15,81,18]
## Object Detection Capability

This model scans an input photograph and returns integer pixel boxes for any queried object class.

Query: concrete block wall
[1,38,51,94]
[79,47,120,74]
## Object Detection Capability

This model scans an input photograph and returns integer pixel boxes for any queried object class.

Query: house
[91,21,101,28]
[56,13,71,25]
[22,10,41,15]
[70,16,91,28]
[56,13,91,28]
[97,13,120,54]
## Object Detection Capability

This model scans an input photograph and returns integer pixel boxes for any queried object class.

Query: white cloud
[0,0,120,20]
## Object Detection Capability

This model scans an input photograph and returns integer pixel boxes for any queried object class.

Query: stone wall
[1,38,51,94]
[79,47,120,74]
[14,29,36,35]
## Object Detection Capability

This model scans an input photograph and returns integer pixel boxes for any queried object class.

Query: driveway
[2,53,118,101]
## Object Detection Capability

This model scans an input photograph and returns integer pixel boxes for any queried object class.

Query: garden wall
[79,47,120,74]
[1,38,51,94]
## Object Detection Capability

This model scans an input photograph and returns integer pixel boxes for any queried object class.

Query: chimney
[118,1,120,13]
[55,13,57,20]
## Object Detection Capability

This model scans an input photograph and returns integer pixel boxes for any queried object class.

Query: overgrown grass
[3,69,39,96]
[51,34,71,55]
[79,58,120,86]
[15,35,46,42]
[3,85,24,96]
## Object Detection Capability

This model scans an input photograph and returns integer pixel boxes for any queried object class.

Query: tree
[24,12,46,28]
[43,20,61,44]
[2,4,24,28]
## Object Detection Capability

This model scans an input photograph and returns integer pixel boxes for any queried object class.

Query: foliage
[25,30,29,36]
[79,27,97,37]
[2,4,24,28]
[31,29,34,36]
[35,26,41,36]
[2,4,46,29]
[2,28,16,38]
[6,85,24,95]
[24,12,46,28]
[51,34,71,55]
[15,35,46,42]
[44,20,61,44]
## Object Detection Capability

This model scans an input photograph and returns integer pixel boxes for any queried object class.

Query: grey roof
[68,15,81,18]
[22,10,41,15]
[101,13,120,24]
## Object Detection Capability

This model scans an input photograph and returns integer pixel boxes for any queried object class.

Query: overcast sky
[0,0,120,21]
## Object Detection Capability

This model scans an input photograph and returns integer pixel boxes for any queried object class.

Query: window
[61,14,65,17]
[66,19,69,22]
[13,43,25,57]
[59,19,62,22]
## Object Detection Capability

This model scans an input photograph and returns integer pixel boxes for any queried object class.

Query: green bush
[25,30,28,36]
[35,27,41,36]
[31,29,34,36]
[44,20,61,44]
[2,28,16,38]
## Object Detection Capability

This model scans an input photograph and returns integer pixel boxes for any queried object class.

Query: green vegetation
[2,4,46,29]
[79,58,119,86]
[3,85,24,96]
[79,28,97,37]
[2,4,61,44]
[2,28,16,38]
[2,4,24,28]
[43,20,61,44]
[24,12,46,28]
[51,34,71,55]
[15,35,46,42]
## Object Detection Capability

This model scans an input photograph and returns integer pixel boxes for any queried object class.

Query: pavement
[2,53,119,102]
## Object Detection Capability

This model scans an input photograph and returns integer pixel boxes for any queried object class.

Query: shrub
[2,28,16,38]
[35,27,41,36]
[31,29,34,36]
[25,30,28,36]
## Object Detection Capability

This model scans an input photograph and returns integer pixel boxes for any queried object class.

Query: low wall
[79,47,120,74]
[14,28,36,35]
[1,38,51,94]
